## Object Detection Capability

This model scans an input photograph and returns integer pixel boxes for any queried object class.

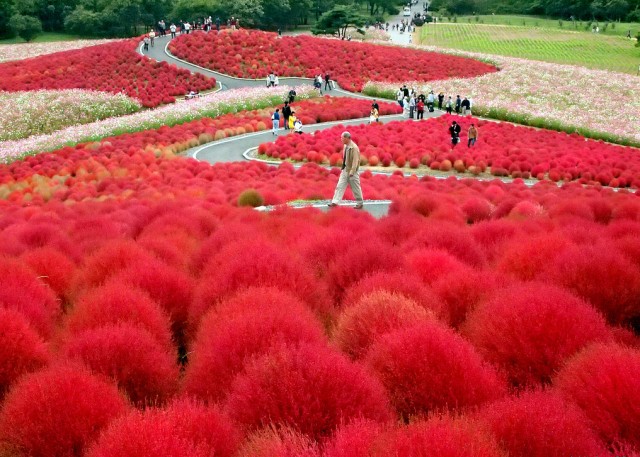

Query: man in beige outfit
[328,131,364,209]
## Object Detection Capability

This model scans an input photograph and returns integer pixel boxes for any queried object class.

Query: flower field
[259,116,640,188]
[168,30,497,91]
[0,39,216,108]
[0,24,639,457]
[0,114,639,453]
[0,90,141,142]
[0,86,321,162]
[363,45,640,145]
[0,39,115,63]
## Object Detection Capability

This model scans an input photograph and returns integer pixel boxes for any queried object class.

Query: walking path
[141,21,443,217]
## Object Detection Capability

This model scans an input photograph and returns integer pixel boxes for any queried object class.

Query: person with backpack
[449,120,461,148]
[426,90,435,112]
[271,108,280,135]
[282,102,292,130]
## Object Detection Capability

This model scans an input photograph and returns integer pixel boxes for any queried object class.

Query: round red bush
[0,364,129,457]
[365,321,507,418]
[462,283,612,387]
[21,247,76,301]
[0,257,59,339]
[554,343,640,447]
[406,248,471,286]
[0,309,50,400]
[341,271,444,318]
[224,344,392,441]
[236,427,320,457]
[86,399,240,457]
[333,290,436,359]
[62,324,179,405]
[384,416,505,457]
[476,390,607,457]
[192,240,332,330]
[183,287,327,402]
[64,281,174,350]
[541,242,640,325]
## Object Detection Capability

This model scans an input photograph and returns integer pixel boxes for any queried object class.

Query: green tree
[64,5,102,35]
[0,0,16,38]
[9,13,43,41]
[312,5,368,38]
[605,0,629,19]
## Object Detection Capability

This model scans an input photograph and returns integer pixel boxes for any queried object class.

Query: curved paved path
[141,22,445,217]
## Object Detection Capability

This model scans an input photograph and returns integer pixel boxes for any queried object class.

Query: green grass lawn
[418,20,640,74]
[0,32,85,44]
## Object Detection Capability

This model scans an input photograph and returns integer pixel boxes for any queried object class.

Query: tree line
[1,0,638,42]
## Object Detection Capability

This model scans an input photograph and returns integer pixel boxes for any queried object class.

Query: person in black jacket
[282,101,292,130]
[461,97,471,115]
[455,95,462,114]
[449,121,461,148]
[438,92,445,110]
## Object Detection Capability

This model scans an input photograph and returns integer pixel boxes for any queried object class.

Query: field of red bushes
[168,29,497,91]
[0,97,639,456]
[259,116,640,188]
[0,39,216,107]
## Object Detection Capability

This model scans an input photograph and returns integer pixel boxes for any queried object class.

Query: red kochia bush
[109,258,194,340]
[341,271,445,319]
[62,324,179,405]
[86,399,240,457]
[462,283,612,387]
[382,416,506,457]
[0,309,50,399]
[326,243,405,303]
[554,343,640,447]
[476,390,607,457]
[224,344,392,441]
[191,240,332,330]
[70,239,158,299]
[541,243,640,325]
[21,247,76,301]
[365,322,506,418]
[431,269,506,328]
[63,281,174,349]
[236,427,320,457]
[323,419,387,457]
[0,364,129,457]
[406,248,471,286]
[183,287,327,402]
[333,291,436,360]
[0,257,59,339]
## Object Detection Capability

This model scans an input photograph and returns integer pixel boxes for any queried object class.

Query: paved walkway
[141,19,442,217]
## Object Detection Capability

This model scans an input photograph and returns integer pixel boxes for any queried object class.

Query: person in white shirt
[170,23,176,38]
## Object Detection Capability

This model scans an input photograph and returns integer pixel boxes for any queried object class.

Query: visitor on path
[438,92,445,110]
[274,74,279,86]
[143,36,149,51]
[455,95,462,114]
[267,72,275,87]
[170,23,176,38]
[409,95,416,119]
[461,97,471,115]
[216,17,221,31]
[369,106,379,123]
[184,22,191,34]
[288,89,296,103]
[403,97,411,118]
[271,108,280,135]
[403,85,409,98]
[314,75,323,93]
[427,90,435,112]
[328,131,364,209]
[372,99,379,111]
[445,96,453,114]
[627,30,632,39]
[282,101,292,129]
[294,118,303,134]
[288,111,297,130]
[325,73,332,91]
[149,30,155,47]
[449,121,461,148]
[396,88,405,107]
[468,123,478,147]
[416,98,425,119]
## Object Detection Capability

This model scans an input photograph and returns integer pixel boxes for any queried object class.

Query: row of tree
[0,0,405,41]
[436,0,640,21]
[1,0,638,41]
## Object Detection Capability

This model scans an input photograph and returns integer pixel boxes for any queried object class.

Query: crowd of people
[395,85,473,119]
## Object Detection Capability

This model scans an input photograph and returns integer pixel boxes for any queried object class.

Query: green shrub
[238,189,264,207]
[9,14,42,42]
